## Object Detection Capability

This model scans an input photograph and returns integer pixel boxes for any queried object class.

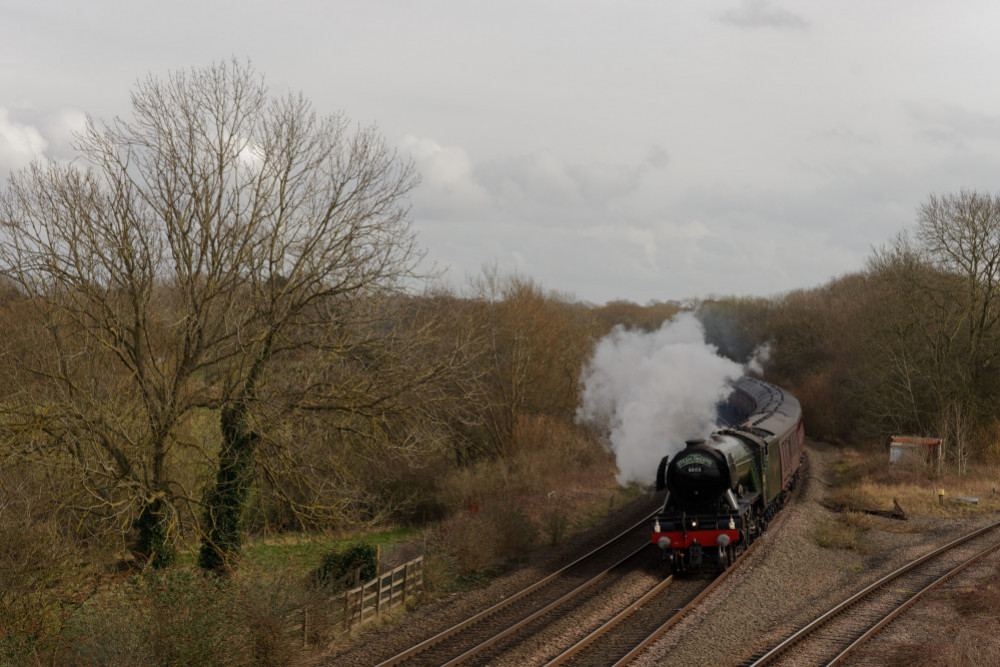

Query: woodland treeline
[703,189,1000,473]
[3,59,1000,662]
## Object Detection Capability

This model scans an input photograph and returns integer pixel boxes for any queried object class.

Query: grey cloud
[718,0,808,30]
[808,126,878,148]
[409,139,668,227]
[473,150,664,217]
[905,102,1000,148]
[646,145,670,169]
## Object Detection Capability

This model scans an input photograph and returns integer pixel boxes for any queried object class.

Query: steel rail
[543,575,674,667]
[746,519,1000,666]
[544,537,759,666]
[611,540,757,666]
[441,542,651,666]
[376,509,659,666]
[559,451,806,666]
[827,536,1000,665]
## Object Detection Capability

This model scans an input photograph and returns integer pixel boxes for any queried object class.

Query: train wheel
[717,545,730,571]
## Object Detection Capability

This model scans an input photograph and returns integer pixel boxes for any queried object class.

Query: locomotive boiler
[651,376,804,572]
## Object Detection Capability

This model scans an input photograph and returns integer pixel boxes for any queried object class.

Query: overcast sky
[3,1,1000,304]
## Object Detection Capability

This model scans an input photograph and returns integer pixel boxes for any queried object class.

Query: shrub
[543,510,570,546]
[237,574,305,665]
[420,546,460,594]
[426,500,540,577]
[310,542,379,591]
[432,514,494,574]
[58,569,304,666]
[62,570,246,665]
[485,504,538,562]
[0,471,82,663]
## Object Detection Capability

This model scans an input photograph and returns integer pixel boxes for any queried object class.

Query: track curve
[743,520,1000,666]
[377,511,657,666]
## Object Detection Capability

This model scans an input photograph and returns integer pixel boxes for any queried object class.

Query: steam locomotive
[651,376,804,572]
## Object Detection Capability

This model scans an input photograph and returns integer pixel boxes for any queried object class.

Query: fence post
[403,561,409,605]
[343,588,350,631]
[360,582,368,626]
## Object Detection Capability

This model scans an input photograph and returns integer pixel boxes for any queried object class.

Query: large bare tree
[0,60,424,568]
[868,189,1000,469]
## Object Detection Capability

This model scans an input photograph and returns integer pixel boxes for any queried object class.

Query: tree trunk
[198,401,258,572]
[134,495,176,568]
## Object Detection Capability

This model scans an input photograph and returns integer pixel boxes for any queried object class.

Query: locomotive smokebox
[666,440,730,508]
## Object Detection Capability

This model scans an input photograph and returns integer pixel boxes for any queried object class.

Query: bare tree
[914,190,1000,377]
[0,60,424,568]
[451,268,591,460]
[867,190,1000,466]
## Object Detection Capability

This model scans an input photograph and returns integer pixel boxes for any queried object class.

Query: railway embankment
[314,491,661,666]
[633,440,1000,666]
[317,440,1000,666]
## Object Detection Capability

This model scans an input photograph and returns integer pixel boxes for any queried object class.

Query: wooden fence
[340,555,423,633]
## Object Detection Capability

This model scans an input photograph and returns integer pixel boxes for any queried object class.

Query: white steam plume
[746,341,773,376]
[576,312,743,485]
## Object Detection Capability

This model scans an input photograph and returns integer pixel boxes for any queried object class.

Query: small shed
[889,435,943,471]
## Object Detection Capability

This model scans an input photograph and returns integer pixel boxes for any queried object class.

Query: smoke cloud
[576,312,744,485]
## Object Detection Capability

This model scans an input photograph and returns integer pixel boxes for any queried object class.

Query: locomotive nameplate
[676,453,713,468]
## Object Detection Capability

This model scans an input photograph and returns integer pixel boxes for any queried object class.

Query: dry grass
[825,447,1000,519]
[888,627,1000,666]
[883,583,1000,666]
[812,510,876,550]
[812,444,1000,551]
[949,582,1000,616]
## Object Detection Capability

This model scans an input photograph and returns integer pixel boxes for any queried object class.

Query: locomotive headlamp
[690,519,698,528]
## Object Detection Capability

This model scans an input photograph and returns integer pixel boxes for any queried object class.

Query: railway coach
[651,376,804,572]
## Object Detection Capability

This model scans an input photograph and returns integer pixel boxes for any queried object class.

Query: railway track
[463,543,667,665]
[376,510,658,666]
[546,543,755,666]
[743,519,1000,666]
[380,518,760,666]
[376,448,807,666]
